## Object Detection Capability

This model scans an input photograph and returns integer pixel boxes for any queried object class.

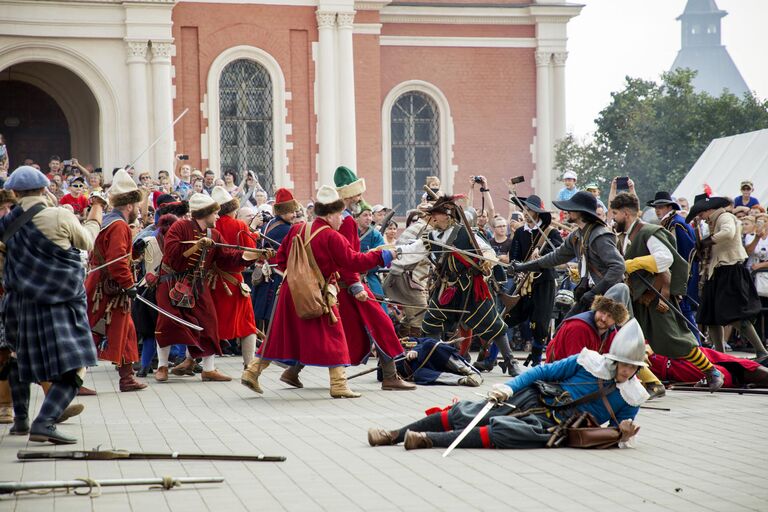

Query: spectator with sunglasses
[59,176,89,218]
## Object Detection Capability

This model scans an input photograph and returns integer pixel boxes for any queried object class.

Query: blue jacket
[505,355,639,426]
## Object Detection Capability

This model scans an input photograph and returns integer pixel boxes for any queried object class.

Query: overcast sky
[566,0,768,137]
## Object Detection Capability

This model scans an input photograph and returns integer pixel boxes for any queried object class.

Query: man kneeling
[368,320,649,450]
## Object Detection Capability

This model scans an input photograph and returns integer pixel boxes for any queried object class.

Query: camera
[63,159,73,166]
[178,154,189,161]
[510,176,525,185]
[472,176,484,184]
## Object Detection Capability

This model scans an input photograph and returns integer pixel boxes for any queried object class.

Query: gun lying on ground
[17,449,285,462]
[0,476,222,496]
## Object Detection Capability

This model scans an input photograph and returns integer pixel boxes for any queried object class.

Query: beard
[348,201,362,216]
[127,208,139,224]
[614,219,627,233]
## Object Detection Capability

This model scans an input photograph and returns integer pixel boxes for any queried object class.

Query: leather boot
[155,366,169,382]
[645,382,667,400]
[78,386,97,396]
[280,365,304,388]
[118,364,147,392]
[171,357,196,376]
[0,380,12,424]
[380,360,416,391]
[10,416,30,435]
[329,366,361,398]
[56,404,84,423]
[404,430,433,450]
[241,358,270,394]
[704,368,724,392]
[500,358,522,377]
[458,373,483,387]
[29,424,77,445]
[201,369,232,382]
[368,428,399,446]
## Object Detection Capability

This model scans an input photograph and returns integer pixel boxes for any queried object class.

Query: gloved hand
[578,290,596,309]
[197,237,215,248]
[511,260,533,273]
[487,383,513,403]
[698,237,715,251]
[354,290,368,302]
[618,419,640,442]
[381,248,396,268]
[480,259,494,275]
[123,285,138,299]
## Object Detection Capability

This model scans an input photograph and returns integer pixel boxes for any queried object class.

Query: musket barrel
[0,476,224,494]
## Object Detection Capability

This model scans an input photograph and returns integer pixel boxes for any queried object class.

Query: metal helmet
[604,319,647,367]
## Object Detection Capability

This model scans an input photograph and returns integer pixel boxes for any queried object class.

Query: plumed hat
[333,166,366,199]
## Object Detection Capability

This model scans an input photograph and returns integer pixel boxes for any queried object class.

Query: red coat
[336,214,404,364]
[211,215,258,340]
[258,219,385,366]
[85,217,138,364]
[546,311,617,362]
[647,347,760,388]
[155,219,244,357]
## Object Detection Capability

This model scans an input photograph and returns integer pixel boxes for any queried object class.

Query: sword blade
[87,253,131,274]
[368,297,469,314]
[135,295,203,331]
[442,400,495,458]
[427,239,509,267]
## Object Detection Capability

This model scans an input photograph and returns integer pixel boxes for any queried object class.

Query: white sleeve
[474,232,496,260]
[647,235,674,273]
[396,238,428,266]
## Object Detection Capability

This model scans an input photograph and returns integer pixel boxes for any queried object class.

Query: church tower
[670,0,750,97]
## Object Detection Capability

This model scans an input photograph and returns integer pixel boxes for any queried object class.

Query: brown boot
[171,357,195,376]
[155,366,169,382]
[367,428,398,446]
[380,360,416,391]
[56,404,84,424]
[118,365,147,392]
[241,358,270,394]
[329,366,361,398]
[78,386,97,396]
[0,381,12,424]
[404,430,433,450]
[280,366,304,388]
[201,369,232,382]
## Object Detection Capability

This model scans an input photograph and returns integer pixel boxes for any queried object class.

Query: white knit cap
[108,169,141,206]
[189,192,217,213]
[316,185,340,205]
[210,185,233,205]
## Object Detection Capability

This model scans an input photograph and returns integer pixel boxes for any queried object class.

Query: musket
[126,108,189,170]
[0,475,223,495]
[377,203,401,234]
[633,272,707,341]
[17,448,285,462]
[180,240,274,255]
[87,252,131,274]
[134,294,203,331]
[427,238,509,267]
[667,386,768,395]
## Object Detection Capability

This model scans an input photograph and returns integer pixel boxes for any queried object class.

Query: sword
[368,296,470,314]
[427,239,509,267]
[180,240,273,255]
[442,400,496,458]
[633,272,707,341]
[134,294,203,331]
[87,253,131,274]
[126,108,189,170]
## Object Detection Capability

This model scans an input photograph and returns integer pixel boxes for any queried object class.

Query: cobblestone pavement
[1,354,767,512]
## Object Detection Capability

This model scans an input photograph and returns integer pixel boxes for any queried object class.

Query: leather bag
[286,223,329,320]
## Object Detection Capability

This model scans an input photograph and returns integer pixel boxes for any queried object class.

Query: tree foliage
[555,69,768,204]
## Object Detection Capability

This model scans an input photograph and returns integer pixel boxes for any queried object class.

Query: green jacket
[625,223,689,301]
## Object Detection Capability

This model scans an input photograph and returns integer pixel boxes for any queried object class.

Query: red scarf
[451,251,492,302]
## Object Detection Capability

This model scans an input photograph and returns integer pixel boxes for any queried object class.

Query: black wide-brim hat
[511,194,552,226]
[552,191,604,224]
[424,195,459,218]
[646,191,680,210]
[685,195,731,223]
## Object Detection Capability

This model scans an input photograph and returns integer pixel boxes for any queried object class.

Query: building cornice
[380,3,582,25]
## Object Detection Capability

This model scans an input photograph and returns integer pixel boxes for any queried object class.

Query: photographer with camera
[467,175,494,238]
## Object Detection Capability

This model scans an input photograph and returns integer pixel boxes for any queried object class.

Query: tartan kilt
[3,291,97,383]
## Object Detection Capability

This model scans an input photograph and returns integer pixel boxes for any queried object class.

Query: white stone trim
[353,23,382,35]
[179,0,317,5]
[380,36,536,48]
[381,80,457,205]
[0,41,121,170]
[380,4,581,25]
[205,45,292,188]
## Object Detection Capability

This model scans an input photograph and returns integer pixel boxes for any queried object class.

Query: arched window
[219,59,274,194]
[390,91,440,215]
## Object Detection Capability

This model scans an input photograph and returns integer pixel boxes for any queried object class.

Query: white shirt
[622,220,674,273]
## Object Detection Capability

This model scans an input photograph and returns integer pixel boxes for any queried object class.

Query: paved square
[1,355,767,512]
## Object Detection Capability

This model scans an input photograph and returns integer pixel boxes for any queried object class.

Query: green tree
[555,69,768,204]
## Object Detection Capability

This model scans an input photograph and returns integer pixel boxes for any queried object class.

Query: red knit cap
[273,188,300,216]
[275,188,294,203]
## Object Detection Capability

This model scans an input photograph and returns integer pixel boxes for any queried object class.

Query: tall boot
[368,409,448,446]
[241,358,270,394]
[491,334,521,377]
[8,360,30,435]
[328,366,361,399]
[280,365,305,388]
[0,380,12,424]
[29,380,79,445]
[118,364,147,392]
[380,360,416,391]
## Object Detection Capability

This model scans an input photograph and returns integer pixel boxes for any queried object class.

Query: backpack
[286,222,332,320]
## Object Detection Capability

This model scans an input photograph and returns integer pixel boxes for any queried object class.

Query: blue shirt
[505,355,639,426]
[557,187,579,201]
[734,195,759,208]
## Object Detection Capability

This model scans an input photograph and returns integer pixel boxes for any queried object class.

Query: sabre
[368,296,470,314]
[126,108,189,170]
[180,240,273,255]
[87,253,131,274]
[427,239,510,267]
[442,399,497,458]
[134,294,203,331]
[633,272,707,341]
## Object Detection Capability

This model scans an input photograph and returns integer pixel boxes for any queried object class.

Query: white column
[336,11,357,170]
[551,51,568,202]
[316,10,338,186]
[125,40,150,172]
[535,50,553,203]
[150,41,175,175]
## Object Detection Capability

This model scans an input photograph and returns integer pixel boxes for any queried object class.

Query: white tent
[673,128,768,203]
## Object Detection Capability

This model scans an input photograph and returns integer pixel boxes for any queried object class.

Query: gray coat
[517,224,625,297]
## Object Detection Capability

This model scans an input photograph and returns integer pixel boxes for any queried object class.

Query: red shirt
[59,193,89,214]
